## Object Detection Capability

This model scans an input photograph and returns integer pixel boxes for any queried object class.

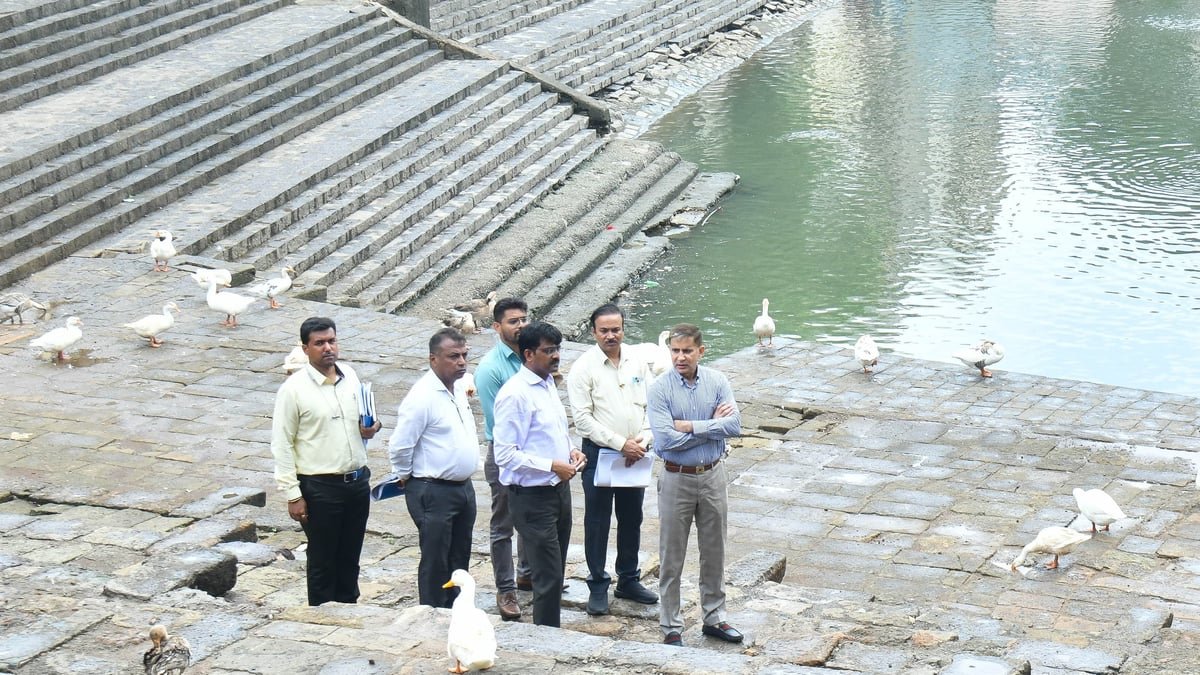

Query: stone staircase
[0,0,605,304]
[479,0,766,95]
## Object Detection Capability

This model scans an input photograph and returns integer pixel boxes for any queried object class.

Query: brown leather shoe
[496,591,521,621]
[515,575,533,591]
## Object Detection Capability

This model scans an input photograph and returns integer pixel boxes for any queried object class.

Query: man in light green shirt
[271,316,382,605]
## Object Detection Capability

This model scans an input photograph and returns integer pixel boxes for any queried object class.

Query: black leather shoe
[663,631,682,646]
[586,587,609,615]
[614,580,658,604]
[702,622,744,643]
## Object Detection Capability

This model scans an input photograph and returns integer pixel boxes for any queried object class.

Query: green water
[627,0,1200,395]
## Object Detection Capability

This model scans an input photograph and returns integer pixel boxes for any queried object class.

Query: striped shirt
[648,365,741,467]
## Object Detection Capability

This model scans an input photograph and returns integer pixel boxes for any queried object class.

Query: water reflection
[630,0,1200,395]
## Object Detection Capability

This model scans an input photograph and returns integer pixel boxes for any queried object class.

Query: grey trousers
[485,441,529,593]
[657,461,728,635]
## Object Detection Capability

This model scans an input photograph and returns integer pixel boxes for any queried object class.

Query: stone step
[0,0,293,113]
[0,0,91,33]
[317,104,584,303]
[213,72,539,267]
[364,127,601,313]
[0,0,135,54]
[380,134,606,316]
[0,36,440,268]
[403,138,665,318]
[570,0,762,92]
[517,154,696,315]
[450,0,589,46]
[0,2,377,183]
[483,0,675,65]
[0,17,402,230]
[0,46,462,289]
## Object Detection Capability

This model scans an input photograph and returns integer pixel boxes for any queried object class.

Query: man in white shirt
[388,327,479,608]
[271,316,382,606]
[493,321,587,627]
[567,304,659,616]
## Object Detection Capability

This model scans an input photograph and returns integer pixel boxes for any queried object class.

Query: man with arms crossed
[388,327,478,608]
[493,321,587,627]
[647,323,743,646]
[475,297,531,620]
[566,304,658,616]
[271,316,382,606]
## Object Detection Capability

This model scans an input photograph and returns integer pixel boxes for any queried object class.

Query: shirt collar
[303,362,343,385]
[517,364,553,388]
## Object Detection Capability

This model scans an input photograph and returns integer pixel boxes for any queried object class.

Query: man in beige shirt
[566,304,659,616]
[271,316,382,606]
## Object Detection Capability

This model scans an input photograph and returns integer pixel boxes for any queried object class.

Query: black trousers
[404,477,477,608]
[509,481,571,627]
[298,468,371,606]
[580,439,645,589]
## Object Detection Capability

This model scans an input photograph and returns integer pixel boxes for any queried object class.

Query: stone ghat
[3,260,1200,672]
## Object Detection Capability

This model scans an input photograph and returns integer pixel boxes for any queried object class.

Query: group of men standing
[270,299,746,645]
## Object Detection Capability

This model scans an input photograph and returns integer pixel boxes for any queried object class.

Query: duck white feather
[442,308,477,334]
[1011,526,1091,571]
[0,292,50,324]
[124,303,179,348]
[854,335,879,373]
[454,291,497,329]
[283,345,308,375]
[144,624,190,675]
[191,268,232,289]
[1073,488,1127,533]
[150,231,176,272]
[627,329,671,378]
[206,278,255,328]
[442,569,496,673]
[753,298,775,346]
[247,266,295,309]
[953,339,1005,378]
[30,316,83,361]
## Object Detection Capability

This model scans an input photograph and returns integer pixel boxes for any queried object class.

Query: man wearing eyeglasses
[493,321,587,627]
[475,297,532,620]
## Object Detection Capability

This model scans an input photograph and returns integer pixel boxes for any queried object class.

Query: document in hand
[594,448,653,488]
[370,473,405,501]
[357,381,376,427]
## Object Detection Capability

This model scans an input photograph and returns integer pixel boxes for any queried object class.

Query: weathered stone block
[170,487,267,519]
[148,517,256,554]
[103,548,237,600]
[940,654,1029,675]
[728,549,787,587]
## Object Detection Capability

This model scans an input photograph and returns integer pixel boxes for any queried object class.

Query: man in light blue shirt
[474,297,530,620]
[648,323,742,647]
[494,321,587,627]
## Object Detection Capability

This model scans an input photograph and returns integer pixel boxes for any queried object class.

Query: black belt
[302,466,368,482]
[413,476,469,487]
[663,459,720,475]
[508,482,565,494]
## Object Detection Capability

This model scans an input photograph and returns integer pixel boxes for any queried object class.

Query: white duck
[442,569,496,674]
[248,266,295,309]
[30,316,83,361]
[124,302,179,348]
[0,292,50,324]
[854,335,879,373]
[442,308,477,334]
[191,268,232,289]
[206,278,255,328]
[627,329,671,377]
[143,624,190,675]
[1011,526,1091,571]
[1073,488,1127,533]
[753,298,775,347]
[454,291,497,329]
[953,339,1005,378]
[150,230,177,272]
[282,345,308,375]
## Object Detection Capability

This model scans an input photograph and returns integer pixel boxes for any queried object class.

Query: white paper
[594,449,653,488]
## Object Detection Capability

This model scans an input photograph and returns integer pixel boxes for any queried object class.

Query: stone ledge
[103,547,237,600]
